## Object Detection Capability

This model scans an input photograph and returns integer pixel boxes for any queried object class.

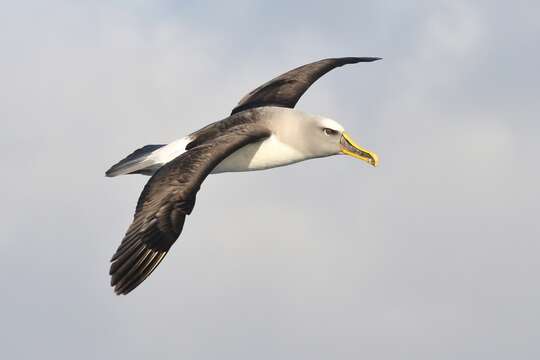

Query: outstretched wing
[231,57,381,115]
[110,124,270,295]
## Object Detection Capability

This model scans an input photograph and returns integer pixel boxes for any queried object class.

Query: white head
[285,111,379,166]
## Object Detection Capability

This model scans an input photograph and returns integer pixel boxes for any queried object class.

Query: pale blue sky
[1,1,539,359]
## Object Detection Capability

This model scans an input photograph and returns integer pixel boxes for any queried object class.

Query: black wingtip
[109,234,170,295]
[342,56,382,64]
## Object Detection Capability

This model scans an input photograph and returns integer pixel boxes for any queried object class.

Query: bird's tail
[105,144,165,177]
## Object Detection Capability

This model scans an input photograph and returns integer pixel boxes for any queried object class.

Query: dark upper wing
[109,124,270,295]
[231,57,381,115]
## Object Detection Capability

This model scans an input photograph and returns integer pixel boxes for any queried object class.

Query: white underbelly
[212,135,307,173]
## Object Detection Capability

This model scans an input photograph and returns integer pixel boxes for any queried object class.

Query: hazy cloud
[1,1,539,359]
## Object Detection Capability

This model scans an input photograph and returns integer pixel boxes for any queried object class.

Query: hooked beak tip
[340,132,379,167]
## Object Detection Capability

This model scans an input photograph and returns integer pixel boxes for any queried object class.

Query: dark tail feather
[105,144,165,177]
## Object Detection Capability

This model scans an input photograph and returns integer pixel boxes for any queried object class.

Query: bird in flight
[106,57,381,295]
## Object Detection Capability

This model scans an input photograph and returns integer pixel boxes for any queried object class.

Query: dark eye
[323,128,338,136]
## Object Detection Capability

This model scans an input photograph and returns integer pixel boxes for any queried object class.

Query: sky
[1,1,539,359]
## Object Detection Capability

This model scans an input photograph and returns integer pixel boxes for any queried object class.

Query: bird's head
[306,116,379,166]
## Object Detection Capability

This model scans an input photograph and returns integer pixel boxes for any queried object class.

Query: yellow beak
[340,132,379,167]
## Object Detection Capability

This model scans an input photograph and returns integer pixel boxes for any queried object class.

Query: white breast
[212,135,307,173]
[141,132,307,176]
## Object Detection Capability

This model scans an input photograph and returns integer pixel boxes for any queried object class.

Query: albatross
[106,56,381,295]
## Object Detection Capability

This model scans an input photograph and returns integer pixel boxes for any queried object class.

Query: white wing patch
[150,136,192,165]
